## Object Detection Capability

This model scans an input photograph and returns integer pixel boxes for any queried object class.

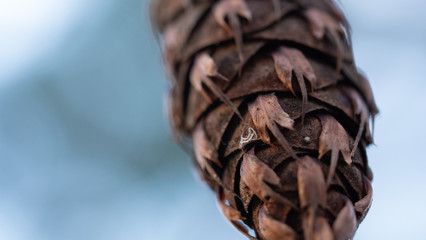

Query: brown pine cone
[151,0,378,239]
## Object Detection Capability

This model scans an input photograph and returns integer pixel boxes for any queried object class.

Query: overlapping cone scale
[151,0,377,239]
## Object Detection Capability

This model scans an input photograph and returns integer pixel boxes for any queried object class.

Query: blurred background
[0,0,425,239]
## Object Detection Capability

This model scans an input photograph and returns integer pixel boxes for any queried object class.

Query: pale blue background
[0,0,425,239]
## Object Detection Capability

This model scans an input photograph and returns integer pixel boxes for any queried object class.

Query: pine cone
[151,0,378,239]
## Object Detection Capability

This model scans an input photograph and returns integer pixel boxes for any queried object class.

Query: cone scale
[151,0,378,239]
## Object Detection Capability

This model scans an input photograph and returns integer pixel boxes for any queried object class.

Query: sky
[0,0,425,239]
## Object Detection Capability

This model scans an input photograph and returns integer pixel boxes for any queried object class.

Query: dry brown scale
[151,0,378,239]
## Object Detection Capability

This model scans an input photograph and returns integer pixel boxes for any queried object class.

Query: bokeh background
[0,0,425,239]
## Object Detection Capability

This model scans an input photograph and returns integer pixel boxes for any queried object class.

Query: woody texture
[151,0,378,239]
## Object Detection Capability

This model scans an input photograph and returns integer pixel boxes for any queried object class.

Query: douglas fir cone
[151,0,378,239]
